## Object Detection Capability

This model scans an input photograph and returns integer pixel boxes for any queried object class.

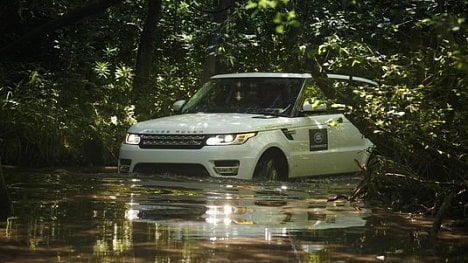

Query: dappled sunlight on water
[0,170,467,262]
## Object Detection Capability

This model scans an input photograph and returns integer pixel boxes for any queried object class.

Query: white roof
[211,72,379,87]
[327,74,379,87]
[211,72,312,79]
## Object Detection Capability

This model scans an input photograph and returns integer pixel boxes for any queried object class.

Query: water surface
[0,170,466,262]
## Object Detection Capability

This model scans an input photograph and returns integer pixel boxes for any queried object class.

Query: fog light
[119,159,131,173]
[119,166,130,173]
[213,160,239,175]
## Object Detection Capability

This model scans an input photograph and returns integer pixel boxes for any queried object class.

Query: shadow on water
[0,169,467,262]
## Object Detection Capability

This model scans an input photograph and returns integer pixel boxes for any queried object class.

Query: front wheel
[253,151,288,181]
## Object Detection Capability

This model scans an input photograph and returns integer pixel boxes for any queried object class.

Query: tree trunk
[200,0,233,83]
[133,0,163,120]
[430,191,455,242]
[0,0,124,57]
[0,156,12,220]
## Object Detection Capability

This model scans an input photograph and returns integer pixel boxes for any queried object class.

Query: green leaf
[351,59,361,66]
[246,1,258,9]
[273,13,283,24]
[258,0,267,8]
[311,99,321,109]
[327,117,343,127]
[267,0,278,8]
[286,10,296,21]
[275,25,285,34]
[94,61,110,79]
[288,20,300,27]
[328,120,338,127]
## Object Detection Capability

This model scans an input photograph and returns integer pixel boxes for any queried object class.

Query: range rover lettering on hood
[141,129,204,134]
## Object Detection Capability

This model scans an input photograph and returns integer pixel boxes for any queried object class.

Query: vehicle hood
[128,113,292,134]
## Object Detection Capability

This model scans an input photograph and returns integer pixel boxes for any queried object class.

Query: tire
[253,150,288,181]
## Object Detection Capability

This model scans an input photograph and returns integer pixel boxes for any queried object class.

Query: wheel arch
[253,146,289,180]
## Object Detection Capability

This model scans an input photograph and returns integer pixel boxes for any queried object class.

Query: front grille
[139,134,206,149]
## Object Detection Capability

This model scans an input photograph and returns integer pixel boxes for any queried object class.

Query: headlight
[205,132,256,146]
[125,133,141,145]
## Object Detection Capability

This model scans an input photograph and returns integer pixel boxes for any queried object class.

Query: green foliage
[247,0,298,34]
[0,69,66,166]
[244,0,466,216]
[0,0,466,201]
[0,0,145,165]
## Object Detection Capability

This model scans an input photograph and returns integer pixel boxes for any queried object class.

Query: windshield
[182,77,304,116]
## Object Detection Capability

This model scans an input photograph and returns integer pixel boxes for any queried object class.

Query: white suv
[118,73,375,180]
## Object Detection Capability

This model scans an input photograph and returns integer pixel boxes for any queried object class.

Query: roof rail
[326,74,379,87]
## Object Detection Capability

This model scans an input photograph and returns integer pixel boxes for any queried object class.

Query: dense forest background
[0,0,466,220]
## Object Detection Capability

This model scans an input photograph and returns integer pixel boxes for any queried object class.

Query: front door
[286,78,373,178]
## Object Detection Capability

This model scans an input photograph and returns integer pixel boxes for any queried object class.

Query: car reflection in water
[124,183,369,243]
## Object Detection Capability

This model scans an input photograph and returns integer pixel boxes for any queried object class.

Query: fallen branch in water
[352,155,467,236]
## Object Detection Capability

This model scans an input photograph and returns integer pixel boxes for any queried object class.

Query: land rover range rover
[118,73,376,180]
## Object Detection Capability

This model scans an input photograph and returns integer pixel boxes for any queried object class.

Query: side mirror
[302,100,328,113]
[173,100,186,113]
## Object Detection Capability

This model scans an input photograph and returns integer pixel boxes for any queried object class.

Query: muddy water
[0,170,466,262]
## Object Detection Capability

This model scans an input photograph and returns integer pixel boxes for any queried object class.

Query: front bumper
[118,143,260,180]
